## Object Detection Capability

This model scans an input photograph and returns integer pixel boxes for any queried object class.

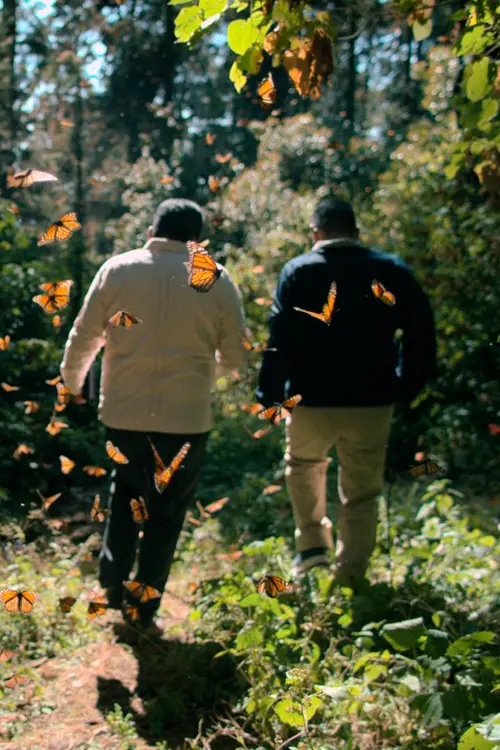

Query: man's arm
[60,264,110,395]
[255,265,294,407]
[214,269,248,381]
[398,268,437,403]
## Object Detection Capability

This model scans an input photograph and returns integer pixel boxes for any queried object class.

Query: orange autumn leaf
[283,29,333,101]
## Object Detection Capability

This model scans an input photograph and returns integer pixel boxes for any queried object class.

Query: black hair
[151,198,204,242]
[311,197,358,237]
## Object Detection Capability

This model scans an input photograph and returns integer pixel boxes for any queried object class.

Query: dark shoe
[292,547,330,577]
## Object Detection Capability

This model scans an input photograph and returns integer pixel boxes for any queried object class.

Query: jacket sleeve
[60,264,110,395]
[255,265,294,408]
[214,269,248,381]
[398,268,437,404]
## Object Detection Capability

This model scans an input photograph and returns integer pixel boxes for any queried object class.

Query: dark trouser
[99,427,209,620]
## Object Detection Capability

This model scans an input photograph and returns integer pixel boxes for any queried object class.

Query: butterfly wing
[60,455,75,474]
[0,335,10,350]
[130,498,149,523]
[1,591,21,613]
[323,281,337,323]
[258,74,277,106]
[105,440,129,464]
[87,598,107,618]
[408,464,425,477]
[293,306,326,322]
[258,405,279,424]
[43,493,62,511]
[59,596,76,613]
[186,243,221,293]
[19,592,36,614]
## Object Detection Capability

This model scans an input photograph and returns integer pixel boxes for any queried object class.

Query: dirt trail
[0,591,192,750]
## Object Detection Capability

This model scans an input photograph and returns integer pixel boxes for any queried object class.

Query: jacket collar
[144,237,188,253]
[312,238,363,252]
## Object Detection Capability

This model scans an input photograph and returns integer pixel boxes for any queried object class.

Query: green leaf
[236,626,264,650]
[315,685,349,700]
[422,693,443,729]
[478,98,499,129]
[381,618,426,651]
[412,18,433,41]
[169,0,193,5]
[364,664,387,682]
[447,631,496,658]
[399,674,421,693]
[238,593,261,607]
[229,60,247,92]
[227,19,259,55]
[200,0,227,18]
[456,26,493,56]
[459,727,500,750]
[466,59,495,103]
[174,6,203,42]
[274,698,305,728]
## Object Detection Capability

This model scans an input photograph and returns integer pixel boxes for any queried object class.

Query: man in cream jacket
[61,198,247,631]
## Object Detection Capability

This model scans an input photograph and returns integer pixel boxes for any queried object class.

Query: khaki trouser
[284,404,394,579]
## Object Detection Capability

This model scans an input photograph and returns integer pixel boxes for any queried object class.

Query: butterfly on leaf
[256,575,294,598]
[258,73,277,108]
[87,596,108,619]
[204,496,230,514]
[371,279,396,307]
[13,444,33,459]
[149,439,191,494]
[1,382,19,392]
[33,280,73,313]
[36,488,62,511]
[59,596,76,613]
[83,465,107,477]
[408,459,441,477]
[294,281,337,325]
[185,241,222,293]
[4,674,28,689]
[105,440,129,464]
[123,580,161,604]
[0,335,10,350]
[130,497,149,523]
[258,394,302,426]
[90,495,108,523]
[23,400,39,415]
[108,310,143,328]
[7,169,58,189]
[46,415,68,436]
[0,650,14,662]
[37,212,81,246]
[60,455,75,475]
[1,590,37,614]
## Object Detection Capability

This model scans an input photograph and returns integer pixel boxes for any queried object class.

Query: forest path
[1,589,193,750]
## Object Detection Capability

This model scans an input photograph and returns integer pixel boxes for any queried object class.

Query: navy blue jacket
[256,239,437,408]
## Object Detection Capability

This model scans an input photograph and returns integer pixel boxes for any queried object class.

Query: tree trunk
[345,5,357,143]
[1,0,17,193]
[70,74,86,318]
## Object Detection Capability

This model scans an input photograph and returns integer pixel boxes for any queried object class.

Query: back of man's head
[151,198,204,243]
[311,197,359,239]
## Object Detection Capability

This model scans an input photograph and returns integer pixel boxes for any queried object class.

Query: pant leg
[284,406,337,553]
[334,405,394,580]
[135,431,208,617]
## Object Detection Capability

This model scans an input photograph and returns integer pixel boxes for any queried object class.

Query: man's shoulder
[99,248,150,273]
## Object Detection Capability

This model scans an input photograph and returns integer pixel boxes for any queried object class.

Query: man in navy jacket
[256,197,437,585]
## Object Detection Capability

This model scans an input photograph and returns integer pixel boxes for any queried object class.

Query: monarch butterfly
[408,459,440,477]
[90,495,108,523]
[36,489,62,511]
[0,335,10,350]
[123,580,161,603]
[46,375,62,386]
[205,132,216,145]
[46,415,68,436]
[130,497,149,523]
[52,315,62,330]
[371,279,396,307]
[33,280,73,313]
[54,401,67,413]
[245,426,273,440]
[186,512,202,526]
[215,153,232,164]
[1,382,20,392]
[263,484,282,495]
[1,590,37,614]
[59,596,76,613]
[241,332,277,354]
[4,675,28,689]
[108,310,143,328]
[204,496,230,514]
[0,650,14,662]
[240,402,265,415]
[37,212,81,246]
[83,466,107,477]
[123,604,140,622]
[60,455,75,475]
[258,394,302,425]
[7,169,58,189]
[105,440,129,464]
[185,242,222,293]
[208,175,220,193]
[149,439,191,494]
[87,597,108,619]
[294,281,337,325]
[23,400,39,415]
[256,575,294,598]
[56,382,71,405]
[13,444,33,459]
[488,423,500,436]
[258,73,277,108]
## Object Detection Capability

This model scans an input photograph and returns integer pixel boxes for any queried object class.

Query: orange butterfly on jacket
[59,596,76,613]
[149,439,191,494]
[371,279,396,307]
[23,400,40,415]
[60,455,75,475]
[37,212,81,246]
[408,459,440,477]
[130,497,149,523]
[36,488,62,511]
[258,73,277,108]
[1,590,37,614]
[256,575,294,598]
[123,580,161,604]
[87,596,108,619]
[105,440,129,464]
[294,281,337,325]
[185,241,222,293]
[33,280,73,313]
[0,650,14,662]
[7,168,58,189]
[1,382,19,392]
[90,495,108,522]
[13,444,33,459]
[0,335,10,350]
[4,674,28,689]
[83,465,107,477]
[258,394,302,425]
[108,310,143,328]
[46,414,68,436]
